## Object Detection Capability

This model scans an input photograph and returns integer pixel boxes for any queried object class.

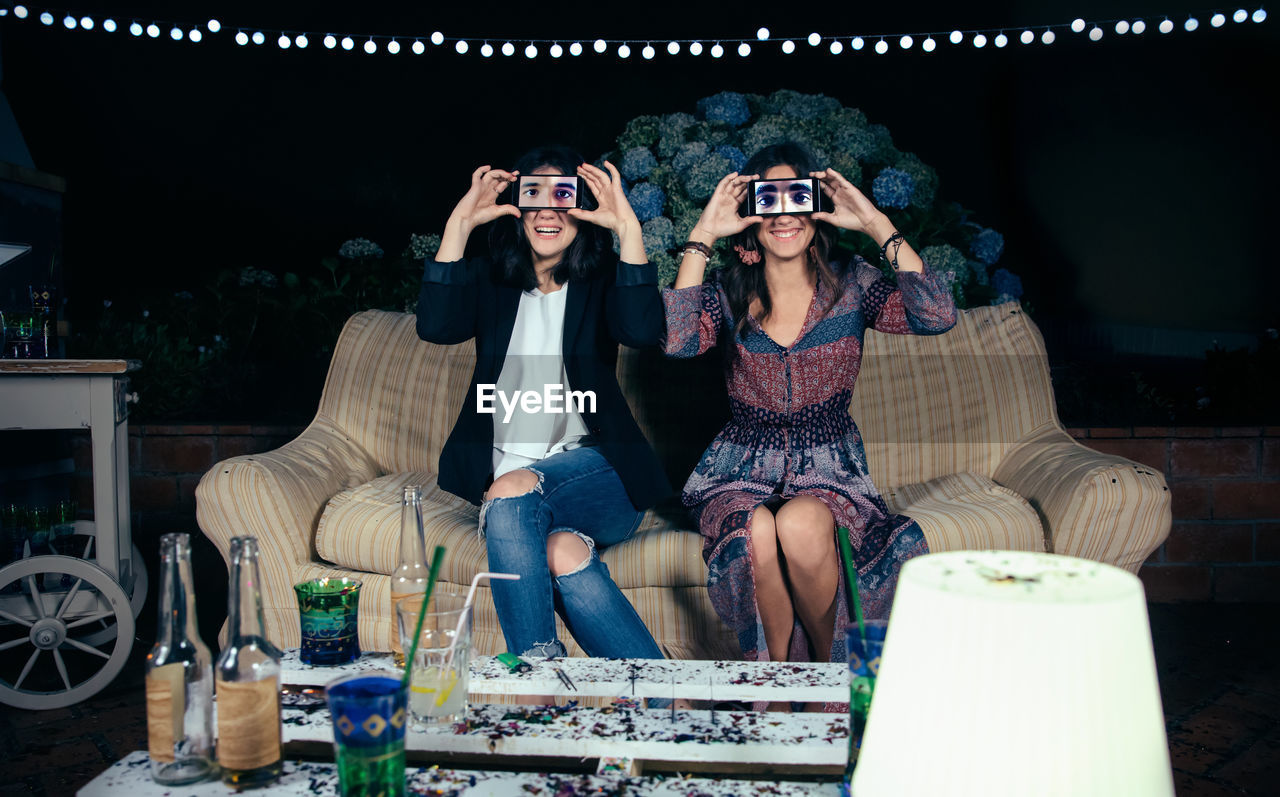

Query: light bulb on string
[1185,17,1199,31]
[189,28,201,42]
[690,41,703,55]
[79,16,93,30]
[923,36,937,52]
[1211,13,1226,27]
[643,43,655,59]
[973,33,987,47]
[364,39,377,54]
[252,30,265,45]
[148,24,161,38]
[13,6,29,20]
[829,40,843,54]
[207,19,220,33]
[738,42,750,56]
[1159,18,1174,33]
[667,41,680,54]
[593,39,607,53]
[852,36,864,50]
[1089,26,1103,41]
[756,27,770,40]
[1234,8,1248,22]
[899,35,913,49]
[1071,18,1086,33]
[39,12,53,26]
[711,42,724,57]
[782,39,795,53]
[341,36,354,50]
[234,30,247,45]
[807,32,821,46]
[412,40,424,54]
[617,43,630,58]
[1020,29,1034,44]
[875,38,888,53]
[525,43,537,58]
[295,35,308,49]
[551,43,563,57]
[1041,30,1055,44]
[324,34,337,49]
[277,34,290,49]
[481,42,494,57]
[949,30,963,44]
[431,31,443,45]
[61,15,74,29]
[1116,20,1130,34]
[1133,20,1146,34]
[1253,9,1267,23]
[169,26,183,41]
[385,39,397,53]
[995,32,1008,47]
[570,41,583,55]
[103,19,117,32]
[502,41,515,56]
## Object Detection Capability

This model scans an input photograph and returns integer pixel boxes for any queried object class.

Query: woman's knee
[487,469,541,500]
[547,531,592,577]
[748,505,779,565]
[775,497,835,554]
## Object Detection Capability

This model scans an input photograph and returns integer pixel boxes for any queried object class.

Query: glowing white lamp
[411,39,424,54]
[852,550,1175,797]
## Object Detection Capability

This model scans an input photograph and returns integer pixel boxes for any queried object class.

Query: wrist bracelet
[682,240,714,258]
[879,231,905,271]
[681,248,710,262]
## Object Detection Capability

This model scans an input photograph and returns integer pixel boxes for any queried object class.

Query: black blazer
[416,255,672,510]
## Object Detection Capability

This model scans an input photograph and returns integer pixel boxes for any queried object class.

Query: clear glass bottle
[215,536,283,787]
[389,485,428,666]
[146,533,215,784]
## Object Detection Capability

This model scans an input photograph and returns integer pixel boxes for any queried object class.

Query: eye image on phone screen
[514,175,582,210]
[749,178,817,216]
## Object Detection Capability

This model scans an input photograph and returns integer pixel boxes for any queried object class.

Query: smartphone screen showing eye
[513,175,583,210]
[748,177,818,216]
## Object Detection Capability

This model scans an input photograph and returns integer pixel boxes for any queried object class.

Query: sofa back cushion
[849,303,1058,489]
[318,310,476,474]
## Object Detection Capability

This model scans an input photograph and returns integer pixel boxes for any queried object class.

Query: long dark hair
[722,142,842,340]
[488,145,611,291]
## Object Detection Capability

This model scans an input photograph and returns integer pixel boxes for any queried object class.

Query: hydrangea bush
[599,89,1023,310]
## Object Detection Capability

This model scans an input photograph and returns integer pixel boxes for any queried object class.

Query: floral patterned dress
[662,259,957,666]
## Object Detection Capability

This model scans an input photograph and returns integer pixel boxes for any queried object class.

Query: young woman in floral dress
[663,142,957,679]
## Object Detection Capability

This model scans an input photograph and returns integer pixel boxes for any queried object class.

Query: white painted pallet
[78,751,841,796]
[279,700,850,767]
[280,649,851,704]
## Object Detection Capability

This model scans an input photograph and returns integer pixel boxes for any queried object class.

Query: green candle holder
[294,577,362,666]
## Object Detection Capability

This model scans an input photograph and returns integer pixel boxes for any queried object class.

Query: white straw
[441,571,519,666]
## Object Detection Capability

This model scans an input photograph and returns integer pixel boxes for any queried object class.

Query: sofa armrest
[196,416,380,643]
[993,423,1172,574]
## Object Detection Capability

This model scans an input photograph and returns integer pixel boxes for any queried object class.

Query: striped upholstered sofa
[196,304,1171,656]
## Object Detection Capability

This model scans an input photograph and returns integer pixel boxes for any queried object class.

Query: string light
[4,7,1267,61]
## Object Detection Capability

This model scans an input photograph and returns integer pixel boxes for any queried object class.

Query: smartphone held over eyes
[747,177,824,216]
[510,174,585,210]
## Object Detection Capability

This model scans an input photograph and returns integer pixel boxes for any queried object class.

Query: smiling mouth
[771,228,801,239]
[533,227,562,238]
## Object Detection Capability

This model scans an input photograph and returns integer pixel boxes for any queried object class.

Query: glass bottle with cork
[145,532,215,784]
[389,485,428,666]
[215,536,283,787]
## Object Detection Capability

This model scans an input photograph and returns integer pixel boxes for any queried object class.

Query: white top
[490,283,591,480]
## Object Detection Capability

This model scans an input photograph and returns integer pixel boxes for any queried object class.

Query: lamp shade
[852,550,1173,797]
[0,242,33,267]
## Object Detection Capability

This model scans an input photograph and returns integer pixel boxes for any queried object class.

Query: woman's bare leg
[774,496,839,663]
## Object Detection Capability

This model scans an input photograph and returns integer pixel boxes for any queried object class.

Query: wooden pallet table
[78,751,842,795]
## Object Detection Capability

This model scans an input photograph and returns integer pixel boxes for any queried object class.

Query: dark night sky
[2,1,1277,342]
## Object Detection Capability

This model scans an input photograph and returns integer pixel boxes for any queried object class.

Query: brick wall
[72,424,1280,604]
[1067,426,1280,602]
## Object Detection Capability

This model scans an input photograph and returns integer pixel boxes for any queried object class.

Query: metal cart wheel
[0,555,135,710]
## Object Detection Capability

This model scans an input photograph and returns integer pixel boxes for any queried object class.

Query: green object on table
[399,545,446,691]
[325,673,408,797]
[294,577,363,666]
[835,526,866,646]
[843,618,888,786]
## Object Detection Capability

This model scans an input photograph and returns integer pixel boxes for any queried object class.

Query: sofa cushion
[884,471,1045,553]
[315,474,708,589]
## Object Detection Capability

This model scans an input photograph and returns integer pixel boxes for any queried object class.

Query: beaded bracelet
[682,240,714,258]
[879,231,905,271]
[682,248,710,262]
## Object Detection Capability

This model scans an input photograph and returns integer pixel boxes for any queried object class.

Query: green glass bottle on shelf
[389,485,428,667]
[215,536,283,787]
[146,533,215,785]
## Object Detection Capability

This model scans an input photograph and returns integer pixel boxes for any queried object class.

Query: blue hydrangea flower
[642,216,676,253]
[684,154,733,200]
[872,168,914,209]
[919,245,969,284]
[620,147,657,181]
[832,124,879,162]
[992,268,1023,304]
[696,91,751,127]
[672,142,710,175]
[339,237,384,259]
[626,182,666,222]
[739,118,788,155]
[714,146,747,172]
[774,90,840,119]
[971,228,1005,265]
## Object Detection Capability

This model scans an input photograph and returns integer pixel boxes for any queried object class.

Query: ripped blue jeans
[480,446,665,662]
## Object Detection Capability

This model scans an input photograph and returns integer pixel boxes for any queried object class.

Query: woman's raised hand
[690,172,762,243]
[810,168,887,235]
[568,161,637,236]
[449,165,522,231]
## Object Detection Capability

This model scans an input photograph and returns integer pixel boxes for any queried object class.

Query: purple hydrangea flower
[992,268,1023,304]
[714,146,747,172]
[626,182,666,222]
[971,228,1005,265]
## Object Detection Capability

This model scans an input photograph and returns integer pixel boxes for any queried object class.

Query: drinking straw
[400,545,446,691]
[835,526,867,647]
[442,572,520,668]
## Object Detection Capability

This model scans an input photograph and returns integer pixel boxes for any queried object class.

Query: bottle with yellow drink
[389,485,428,666]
